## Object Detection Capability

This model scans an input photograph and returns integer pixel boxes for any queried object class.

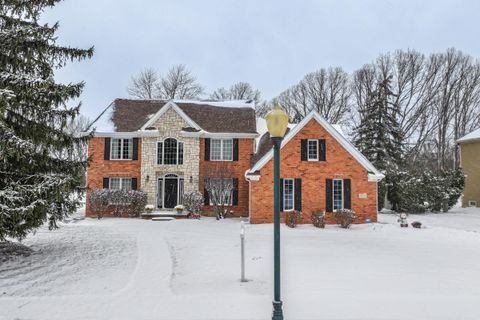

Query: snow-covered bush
[334,209,357,228]
[183,191,204,214]
[89,189,147,218]
[145,205,155,213]
[394,168,464,213]
[311,209,325,228]
[285,210,302,228]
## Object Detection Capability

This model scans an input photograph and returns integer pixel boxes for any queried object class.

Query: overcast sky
[43,0,480,120]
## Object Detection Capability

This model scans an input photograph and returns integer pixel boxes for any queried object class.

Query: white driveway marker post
[240,221,246,282]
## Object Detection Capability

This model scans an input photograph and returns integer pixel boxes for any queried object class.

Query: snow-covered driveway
[1,208,480,320]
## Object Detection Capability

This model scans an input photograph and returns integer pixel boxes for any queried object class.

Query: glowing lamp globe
[266,105,289,138]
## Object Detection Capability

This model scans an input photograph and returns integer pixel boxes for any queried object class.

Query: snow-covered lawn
[1,207,480,320]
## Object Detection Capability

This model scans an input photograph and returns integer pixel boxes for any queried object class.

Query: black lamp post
[266,105,289,320]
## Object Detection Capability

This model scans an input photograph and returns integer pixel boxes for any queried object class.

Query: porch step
[152,217,175,221]
[141,211,189,219]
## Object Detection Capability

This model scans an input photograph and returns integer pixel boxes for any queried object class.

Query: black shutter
[280,178,284,211]
[104,138,111,160]
[103,177,109,189]
[343,179,351,210]
[318,139,326,161]
[205,138,210,161]
[204,186,210,205]
[132,138,138,160]
[233,139,239,161]
[232,178,239,205]
[294,178,302,211]
[326,179,333,212]
[300,139,307,161]
[131,178,138,190]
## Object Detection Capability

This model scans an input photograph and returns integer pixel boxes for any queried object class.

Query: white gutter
[181,131,259,139]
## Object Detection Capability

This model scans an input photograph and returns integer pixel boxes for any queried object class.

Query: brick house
[86,99,384,223]
[245,111,384,224]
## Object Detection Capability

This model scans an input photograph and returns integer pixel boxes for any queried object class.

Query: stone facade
[141,107,200,207]
[249,119,378,224]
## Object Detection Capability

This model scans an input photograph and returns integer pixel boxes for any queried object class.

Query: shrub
[334,209,357,228]
[411,221,422,228]
[285,210,302,228]
[182,191,204,214]
[393,168,464,213]
[89,189,147,218]
[311,209,325,228]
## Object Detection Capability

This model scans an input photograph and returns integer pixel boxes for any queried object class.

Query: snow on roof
[88,102,115,132]
[255,117,297,152]
[458,127,480,143]
[332,124,346,139]
[173,99,255,109]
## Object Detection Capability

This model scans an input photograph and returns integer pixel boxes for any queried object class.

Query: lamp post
[266,105,289,320]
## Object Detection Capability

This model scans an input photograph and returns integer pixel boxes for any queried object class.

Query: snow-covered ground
[1,207,480,320]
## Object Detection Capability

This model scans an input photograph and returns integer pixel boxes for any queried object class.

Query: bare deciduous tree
[127,68,159,99]
[210,81,261,104]
[157,64,204,99]
[272,67,351,124]
[203,163,236,220]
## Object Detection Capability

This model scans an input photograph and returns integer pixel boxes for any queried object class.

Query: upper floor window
[109,177,132,190]
[111,138,133,160]
[157,138,184,165]
[211,138,233,161]
[307,139,318,161]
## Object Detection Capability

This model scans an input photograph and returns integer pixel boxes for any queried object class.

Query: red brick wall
[249,119,378,224]
[85,137,141,217]
[199,138,254,217]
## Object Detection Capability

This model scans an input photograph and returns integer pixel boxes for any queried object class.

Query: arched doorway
[157,173,184,209]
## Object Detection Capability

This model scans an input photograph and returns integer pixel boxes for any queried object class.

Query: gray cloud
[42,0,480,120]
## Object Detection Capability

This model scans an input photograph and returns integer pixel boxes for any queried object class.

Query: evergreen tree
[0,0,93,240]
[353,75,404,210]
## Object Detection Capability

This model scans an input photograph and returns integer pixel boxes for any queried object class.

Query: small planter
[174,205,185,214]
[145,205,154,214]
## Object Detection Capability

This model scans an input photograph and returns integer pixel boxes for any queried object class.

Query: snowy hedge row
[89,189,147,218]
[388,168,464,213]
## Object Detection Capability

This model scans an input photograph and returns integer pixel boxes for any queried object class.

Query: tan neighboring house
[458,127,480,208]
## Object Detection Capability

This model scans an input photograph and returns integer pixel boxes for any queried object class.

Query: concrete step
[151,217,175,221]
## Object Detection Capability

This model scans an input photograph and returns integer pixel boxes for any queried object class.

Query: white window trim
[108,177,132,190]
[307,139,319,161]
[283,178,295,212]
[111,138,133,160]
[210,138,234,161]
[156,138,184,165]
[332,179,344,211]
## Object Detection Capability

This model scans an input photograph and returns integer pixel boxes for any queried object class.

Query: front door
[164,178,178,209]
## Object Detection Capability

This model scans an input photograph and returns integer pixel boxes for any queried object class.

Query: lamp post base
[272,300,284,320]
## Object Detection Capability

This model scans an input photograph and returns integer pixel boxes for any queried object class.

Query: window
[283,179,294,211]
[208,178,233,206]
[333,179,343,210]
[157,138,184,165]
[307,139,318,161]
[210,138,233,161]
[109,177,132,190]
[111,138,133,160]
